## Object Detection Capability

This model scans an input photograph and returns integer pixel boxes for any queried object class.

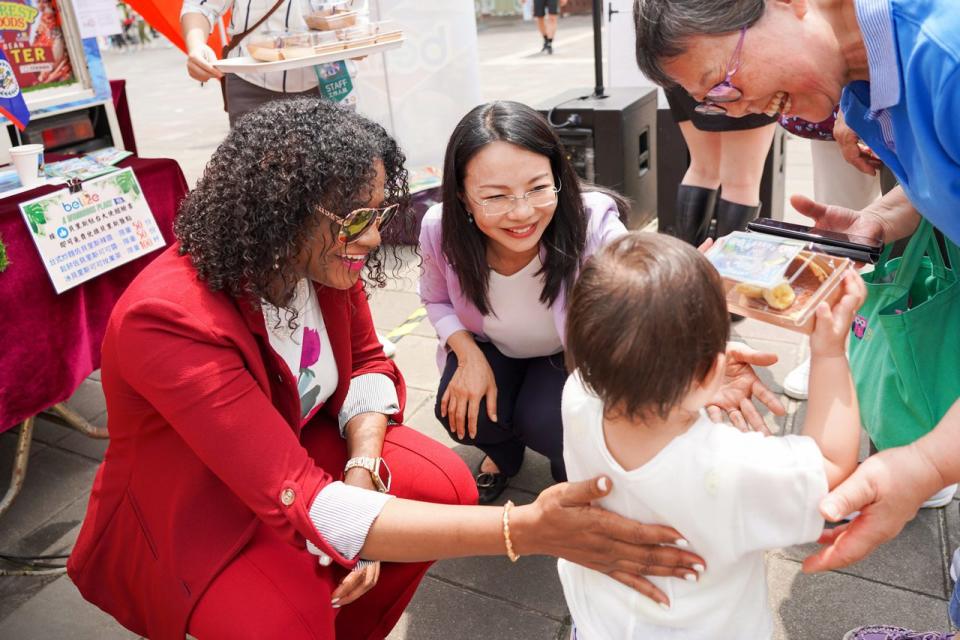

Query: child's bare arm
[801,270,867,489]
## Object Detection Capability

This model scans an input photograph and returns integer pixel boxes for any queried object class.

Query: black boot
[714,199,761,239]
[673,185,718,246]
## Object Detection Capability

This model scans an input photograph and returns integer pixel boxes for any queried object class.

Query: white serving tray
[212,37,404,74]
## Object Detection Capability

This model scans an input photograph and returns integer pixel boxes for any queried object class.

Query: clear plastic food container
[706,232,852,334]
[305,10,358,30]
[336,20,402,47]
[247,31,325,61]
[302,0,359,30]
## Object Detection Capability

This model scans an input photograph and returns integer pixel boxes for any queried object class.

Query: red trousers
[187,425,478,639]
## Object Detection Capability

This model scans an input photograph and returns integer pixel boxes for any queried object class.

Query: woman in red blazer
[68,98,706,639]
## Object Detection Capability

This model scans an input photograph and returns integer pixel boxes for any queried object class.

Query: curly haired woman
[67,99,707,639]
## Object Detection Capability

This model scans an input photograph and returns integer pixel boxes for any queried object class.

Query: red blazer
[67,245,406,639]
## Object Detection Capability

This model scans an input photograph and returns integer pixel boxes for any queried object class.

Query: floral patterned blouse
[262,279,338,425]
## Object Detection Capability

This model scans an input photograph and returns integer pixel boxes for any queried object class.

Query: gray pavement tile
[0,447,98,550]
[392,334,443,393]
[54,412,110,462]
[403,388,434,422]
[369,289,425,334]
[767,555,950,639]
[0,425,48,462]
[0,574,61,624]
[62,378,107,423]
[0,576,139,640]
[940,501,960,597]
[510,450,553,495]
[410,316,439,339]
[732,318,810,346]
[386,575,565,640]
[427,552,569,620]
[775,507,948,600]
[403,391,451,448]
[29,414,73,446]
[10,493,87,559]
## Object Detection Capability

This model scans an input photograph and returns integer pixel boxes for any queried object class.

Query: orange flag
[125,0,230,54]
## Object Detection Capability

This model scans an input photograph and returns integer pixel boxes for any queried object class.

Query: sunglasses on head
[695,26,747,116]
[317,203,400,244]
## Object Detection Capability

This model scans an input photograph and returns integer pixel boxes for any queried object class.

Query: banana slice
[762,281,797,310]
[734,283,765,298]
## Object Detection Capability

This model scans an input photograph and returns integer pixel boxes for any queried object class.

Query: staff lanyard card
[705,232,806,288]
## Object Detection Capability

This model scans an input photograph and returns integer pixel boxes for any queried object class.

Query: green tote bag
[848,220,960,450]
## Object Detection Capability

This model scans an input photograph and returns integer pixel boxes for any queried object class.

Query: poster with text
[0,0,76,93]
[19,167,165,293]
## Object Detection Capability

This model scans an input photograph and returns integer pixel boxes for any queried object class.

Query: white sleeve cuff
[307,481,394,561]
[433,313,469,348]
[337,373,400,436]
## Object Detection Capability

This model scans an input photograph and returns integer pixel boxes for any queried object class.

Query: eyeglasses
[695,26,747,116]
[317,203,399,244]
[465,180,562,217]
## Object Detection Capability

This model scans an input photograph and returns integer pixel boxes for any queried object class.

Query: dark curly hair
[175,97,411,320]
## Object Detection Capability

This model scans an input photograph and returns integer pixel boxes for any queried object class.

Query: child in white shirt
[559,232,866,639]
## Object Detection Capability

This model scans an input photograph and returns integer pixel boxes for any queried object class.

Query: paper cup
[9,144,44,188]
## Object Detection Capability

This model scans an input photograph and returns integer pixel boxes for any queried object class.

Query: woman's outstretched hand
[706,342,786,434]
[513,476,705,607]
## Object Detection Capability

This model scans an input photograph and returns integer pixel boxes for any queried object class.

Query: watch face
[375,457,391,492]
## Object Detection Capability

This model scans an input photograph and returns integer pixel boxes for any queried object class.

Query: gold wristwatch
[343,456,391,493]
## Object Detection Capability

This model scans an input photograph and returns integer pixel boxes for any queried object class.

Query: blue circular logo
[0,60,19,99]
[56,226,68,239]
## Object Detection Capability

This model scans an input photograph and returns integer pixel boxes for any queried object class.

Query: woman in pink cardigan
[420,101,786,503]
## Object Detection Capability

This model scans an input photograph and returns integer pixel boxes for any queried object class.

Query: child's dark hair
[565,232,730,421]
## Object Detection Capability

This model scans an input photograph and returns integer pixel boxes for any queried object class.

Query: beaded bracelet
[502,500,520,562]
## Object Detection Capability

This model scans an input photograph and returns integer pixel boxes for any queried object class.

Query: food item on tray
[732,253,831,312]
[247,32,320,61]
[762,282,796,310]
[304,10,358,30]
[732,281,796,310]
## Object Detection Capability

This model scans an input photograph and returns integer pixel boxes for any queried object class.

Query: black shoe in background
[476,471,510,504]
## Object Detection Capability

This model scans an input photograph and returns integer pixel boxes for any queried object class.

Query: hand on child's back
[809,270,867,357]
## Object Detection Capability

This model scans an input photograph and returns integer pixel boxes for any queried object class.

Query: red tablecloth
[0,157,187,432]
[110,79,138,156]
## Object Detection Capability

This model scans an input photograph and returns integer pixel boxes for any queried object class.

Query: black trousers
[435,340,567,481]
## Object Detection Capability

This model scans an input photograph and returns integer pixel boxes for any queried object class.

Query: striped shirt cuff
[307,481,394,561]
[338,373,400,436]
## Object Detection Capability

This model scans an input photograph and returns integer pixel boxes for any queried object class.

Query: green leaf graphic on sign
[116,171,139,196]
[23,202,47,235]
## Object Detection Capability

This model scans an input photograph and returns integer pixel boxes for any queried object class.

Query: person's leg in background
[810,138,881,210]
[512,351,569,483]
[715,122,777,237]
[674,119,721,246]
[534,0,560,54]
[435,340,528,503]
